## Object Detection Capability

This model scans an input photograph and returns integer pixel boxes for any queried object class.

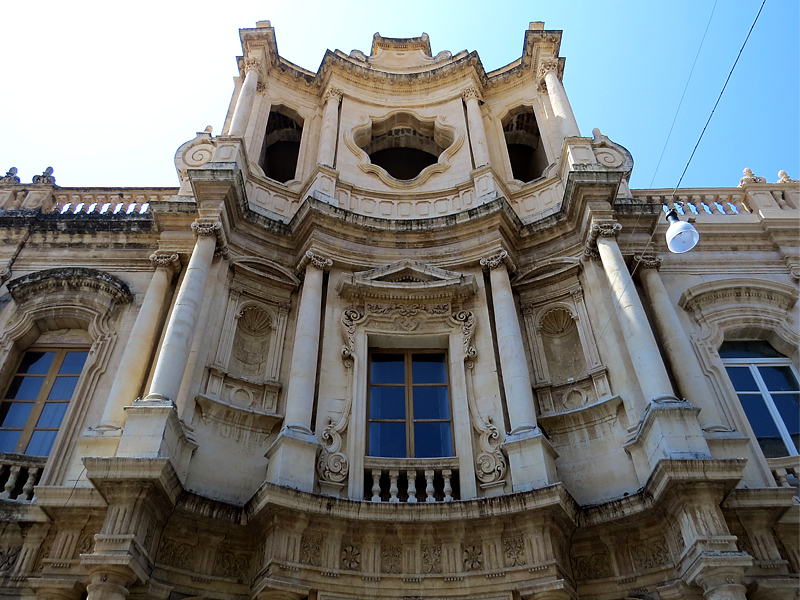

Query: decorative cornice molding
[6,267,133,306]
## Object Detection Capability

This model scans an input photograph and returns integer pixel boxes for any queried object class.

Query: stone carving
[590,129,630,170]
[0,167,20,184]
[585,220,621,258]
[474,414,507,486]
[422,544,442,573]
[214,550,250,579]
[0,546,20,571]
[341,544,361,571]
[778,170,798,184]
[340,307,363,362]
[452,310,476,359]
[367,303,449,317]
[633,254,662,271]
[461,87,481,102]
[299,534,322,566]
[32,167,55,184]
[738,167,765,186]
[150,252,181,273]
[159,539,196,570]
[74,531,94,557]
[537,58,559,80]
[463,545,483,571]
[630,538,670,571]
[191,220,222,237]
[480,250,516,273]
[381,545,401,574]
[230,306,272,378]
[244,57,264,78]
[502,536,526,567]
[324,87,344,103]
[299,250,333,273]
[573,553,611,580]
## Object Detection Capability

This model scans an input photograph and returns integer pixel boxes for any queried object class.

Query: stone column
[463,87,490,168]
[317,87,342,168]
[480,251,537,433]
[265,251,331,492]
[634,255,726,429]
[590,223,675,407]
[85,569,135,600]
[96,253,180,431]
[482,251,558,492]
[229,58,262,137]
[143,221,220,405]
[538,59,580,139]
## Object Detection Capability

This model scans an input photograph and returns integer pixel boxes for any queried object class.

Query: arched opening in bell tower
[259,106,304,184]
[502,107,549,182]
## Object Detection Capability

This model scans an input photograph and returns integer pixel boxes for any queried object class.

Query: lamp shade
[665,209,699,253]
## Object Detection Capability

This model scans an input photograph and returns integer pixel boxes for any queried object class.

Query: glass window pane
[0,430,21,453]
[5,376,45,400]
[773,393,799,452]
[413,386,450,419]
[412,354,447,384]
[17,352,55,375]
[371,354,405,384]
[36,403,69,428]
[58,352,89,375]
[719,341,782,359]
[47,377,79,400]
[758,366,799,393]
[414,422,453,458]
[725,367,758,392]
[369,386,406,419]
[738,394,788,458]
[368,422,406,457]
[25,431,58,456]
[0,402,33,428]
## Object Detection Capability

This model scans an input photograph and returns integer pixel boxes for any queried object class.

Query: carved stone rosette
[479,250,516,273]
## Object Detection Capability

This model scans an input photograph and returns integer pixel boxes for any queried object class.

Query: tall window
[721,341,799,458]
[0,349,89,456]
[368,351,453,458]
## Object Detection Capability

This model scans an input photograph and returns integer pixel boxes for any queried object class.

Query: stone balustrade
[50,190,177,215]
[364,457,459,503]
[768,456,800,489]
[0,454,46,501]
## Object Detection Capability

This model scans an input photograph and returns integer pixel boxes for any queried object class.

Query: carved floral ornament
[243,56,265,80]
[323,86,344,103]
[461,87,482,102]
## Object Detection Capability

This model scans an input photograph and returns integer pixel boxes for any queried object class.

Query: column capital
[149,252,181,274]
[242,56,265,80]
[479,250,516,273]
[297,250,333,274]
[537,58,561,91]
[191,219,222,238]
[584,220,621,259]
[461,86,482,102]
[633,253,662,271]
[323,86,343,103]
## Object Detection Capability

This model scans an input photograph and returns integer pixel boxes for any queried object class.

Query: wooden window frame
[367,349,454,458]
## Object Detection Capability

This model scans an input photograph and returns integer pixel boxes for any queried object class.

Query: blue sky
[1,0,797,190]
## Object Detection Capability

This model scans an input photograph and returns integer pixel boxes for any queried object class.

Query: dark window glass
[369,387,406,420]
[759,366,799,393]
[414,422,453,458]
[47,377,79,400]
[413,386,450,419]
[738,394,788,458]
[412,354,447,384]
[36,403,70,428]
[369,422,406,457]
[26,431,58,457]
[17,352,55,375]
[6,377,45,400]
[719,340,783,359]
[58,352,89,375]
[371,354,405,384]
[773,393,799,452]
[725,367,758,392]
[0,403,33,428]
[0,430,21,453]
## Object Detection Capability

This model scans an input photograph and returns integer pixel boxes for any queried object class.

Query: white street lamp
[665,208,699,253]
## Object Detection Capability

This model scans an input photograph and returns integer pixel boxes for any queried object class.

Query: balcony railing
[364,457,459,503]
[767,456,800,489]
[0,453,46,501]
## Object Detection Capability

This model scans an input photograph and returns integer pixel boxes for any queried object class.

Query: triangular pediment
[232,257,300,290]
[336,260,476,302]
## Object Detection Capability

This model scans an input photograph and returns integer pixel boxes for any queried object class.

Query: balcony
[0,454,46,501]
[364,457,459,503]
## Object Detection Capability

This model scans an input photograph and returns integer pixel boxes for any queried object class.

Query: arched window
[720,340,799,458]
[259,107,304,183]
[502,107,548,182]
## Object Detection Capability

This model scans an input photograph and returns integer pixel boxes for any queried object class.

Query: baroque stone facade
[0,20,797,600]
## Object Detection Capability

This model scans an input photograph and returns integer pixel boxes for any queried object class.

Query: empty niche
[259,106,303,183]
[229,305,272,378]
[355,112,454,181]
[503,107,548,182]
[539,307,585,383]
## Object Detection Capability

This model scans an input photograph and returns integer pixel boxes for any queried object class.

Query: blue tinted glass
[413,386,450,419]
[369,422,406,457]
[0,402,33,428]
[738,394,788,458]
[725,367,758,392]
[719,341,782,359]
[414,422,452,458]
[58,352,88,375]
[26,431,58,456]
[36,403,69,428]
[371,355,405,384]
[759,366,799,393]
[47,377,79,400]
[17,352,55,375]
[5,376,45,400]
[370,386,405,419]
[773,393,799,439]
[412,354,447,384]
[0,430,21,453]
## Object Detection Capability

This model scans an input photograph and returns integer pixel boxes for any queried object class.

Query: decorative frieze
[381,545,401,574]
[502,536,526,567]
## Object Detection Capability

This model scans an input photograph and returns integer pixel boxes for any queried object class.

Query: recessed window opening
[259,107,303,184]
[367,350,453,458]
[356,113,451,181]
[720,340,799,458]
[503,108,548,182]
